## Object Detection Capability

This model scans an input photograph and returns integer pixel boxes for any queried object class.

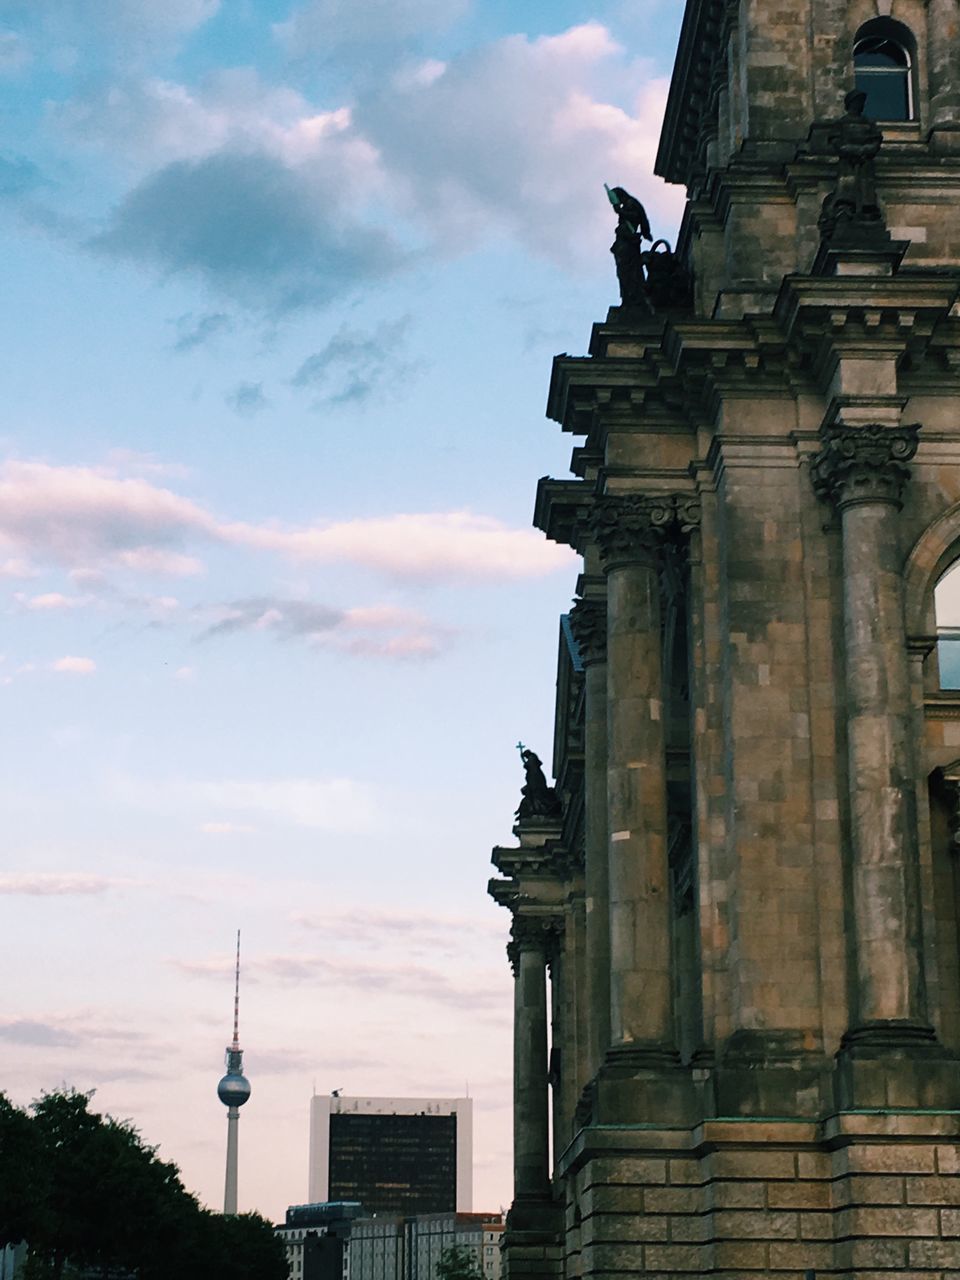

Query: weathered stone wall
[562,1116,960,1277]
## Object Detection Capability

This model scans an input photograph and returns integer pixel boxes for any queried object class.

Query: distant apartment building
[277,1201,365,1280]
[308,1095,473,1215]
[349,1213,503,1280]
[276,1207,502,1280]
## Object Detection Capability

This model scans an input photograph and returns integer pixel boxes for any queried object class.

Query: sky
[0,0,688,1223]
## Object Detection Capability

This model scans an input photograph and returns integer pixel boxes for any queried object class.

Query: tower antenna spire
[232,928,241,1050]
[217,928,251,1215]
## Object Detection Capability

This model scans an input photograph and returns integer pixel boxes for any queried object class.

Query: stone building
[489,0,960,1275]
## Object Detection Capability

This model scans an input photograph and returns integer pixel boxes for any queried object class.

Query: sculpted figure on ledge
[515,743,562,822]
[606,183,691,312]
[818,89,886,243]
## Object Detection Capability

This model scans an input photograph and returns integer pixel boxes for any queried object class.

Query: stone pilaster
[568,597,609,1086]
[811,422,956,1099]
[588,495,699,1070]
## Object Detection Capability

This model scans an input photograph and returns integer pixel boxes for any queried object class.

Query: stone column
[811,422,930,1037]
[589,495,698,1060]
[509,915,550,1202]
[568,596,609,1079]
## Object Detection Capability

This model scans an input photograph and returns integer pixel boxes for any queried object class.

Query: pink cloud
[51,655,96,674]
[0,873,130,895]
[0,459,572,583]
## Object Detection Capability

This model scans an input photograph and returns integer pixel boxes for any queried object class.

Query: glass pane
[939,634,960,690]
[855,68,910,120]
[854,37,908,68]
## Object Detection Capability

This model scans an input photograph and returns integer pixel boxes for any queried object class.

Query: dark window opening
[853,21,915,121]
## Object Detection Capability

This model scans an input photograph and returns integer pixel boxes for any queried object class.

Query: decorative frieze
[568,597,607,666]
[587,494,700,571]
[810,423,920,509]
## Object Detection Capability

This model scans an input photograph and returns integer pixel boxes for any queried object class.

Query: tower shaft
[224,1107,239,1216]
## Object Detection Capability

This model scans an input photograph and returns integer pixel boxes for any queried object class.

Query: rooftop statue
[515,742,562,822]
[607,184,653,311]
[818,89,885,242]
[606,184,691,313]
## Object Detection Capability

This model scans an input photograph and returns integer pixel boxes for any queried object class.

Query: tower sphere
[218,1072,251,1107]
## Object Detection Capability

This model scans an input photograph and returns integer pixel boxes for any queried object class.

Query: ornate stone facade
[489,0,960,1275]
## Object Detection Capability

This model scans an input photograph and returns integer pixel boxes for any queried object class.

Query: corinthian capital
[568,597,606,666]
[507,913,561,973]
[587,493,700,571]
[811,423,920,509]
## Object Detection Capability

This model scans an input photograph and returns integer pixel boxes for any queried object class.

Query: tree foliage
[436,1244,482,1280]
[0,1089,286,1280]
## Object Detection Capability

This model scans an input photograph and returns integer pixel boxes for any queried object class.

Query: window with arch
[936,561,960,688]
[853,18,916,121]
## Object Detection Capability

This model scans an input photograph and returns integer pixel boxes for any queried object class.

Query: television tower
[217,929,251,1215]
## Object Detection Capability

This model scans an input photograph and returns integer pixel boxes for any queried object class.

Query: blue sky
[0,0,686,1221]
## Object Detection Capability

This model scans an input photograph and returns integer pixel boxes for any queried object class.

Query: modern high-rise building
[308,1095,472,1215]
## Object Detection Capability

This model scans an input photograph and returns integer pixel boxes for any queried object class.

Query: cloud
[198,596,451,658]
[174,949,506,1010]
[234,512,572,582]
[0,29,30,74]
[0,872,129,895]
[115,773,380,832]
[0,1018,81,1047]
[0,152,44,200]
[92,148,407,314]
[274,0,470,59]
[226,381,268,417]
[51,655,96,674]
[171,310,231,353]
[199,821,254,834]
[0,458,572,583]
[292,317,417,406]
[114,547,201,575]
[293,906,504,948]
[355,24,682,264]
[15,591,86,610]
[0,557,37,578]
[53,25,679,309]
[7,0,220,55]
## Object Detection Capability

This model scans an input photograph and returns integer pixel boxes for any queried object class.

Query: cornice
[654,0,728,187]
[533,475,592,548]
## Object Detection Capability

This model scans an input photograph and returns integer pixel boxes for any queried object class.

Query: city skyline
[0,0,687,1222]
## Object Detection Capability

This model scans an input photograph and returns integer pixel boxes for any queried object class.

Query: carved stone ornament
[568,597,607,666]
[507,913,564,973]
[810,423,920,509]
[587,494,701,570]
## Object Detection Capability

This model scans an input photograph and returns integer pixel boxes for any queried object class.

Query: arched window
[936,562,960,688]
[853,19,915,121]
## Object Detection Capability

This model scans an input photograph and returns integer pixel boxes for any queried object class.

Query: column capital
[568,597,606,666]
[508,913,563,973]
[811,422,920,509]
[587,493,700,571]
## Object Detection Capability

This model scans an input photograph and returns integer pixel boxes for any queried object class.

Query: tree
[7,1088,286,1280]
[436,1244,482,1280]
[0,1093,46,1250]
